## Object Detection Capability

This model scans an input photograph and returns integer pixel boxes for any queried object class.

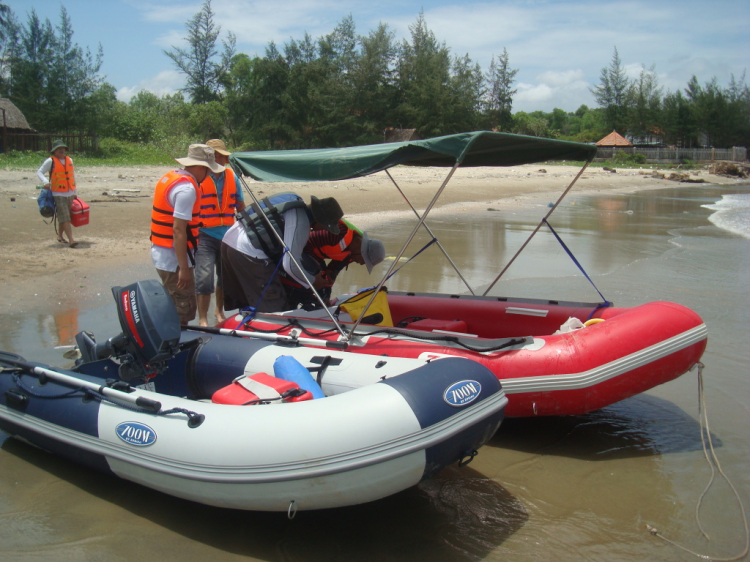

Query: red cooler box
[71,197,90,227]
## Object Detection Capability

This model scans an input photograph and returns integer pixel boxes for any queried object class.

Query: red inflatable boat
[218,292,706,417]
[216,132,707,417]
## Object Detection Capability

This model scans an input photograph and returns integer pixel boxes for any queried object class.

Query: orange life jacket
[50,156,76,193]
[150,171,202,250]
[311,220,358,261]
[199,168,240,228]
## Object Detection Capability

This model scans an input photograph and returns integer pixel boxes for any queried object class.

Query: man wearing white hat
[150,144,224,325]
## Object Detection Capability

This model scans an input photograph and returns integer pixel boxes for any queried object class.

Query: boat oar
[1,356,162,413]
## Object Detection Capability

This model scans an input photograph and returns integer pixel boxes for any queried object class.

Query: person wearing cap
[195,139,246,326]
[36,140,79,248]
[150,144,224,325]
[221,193,344,313]
[282,219,386,309]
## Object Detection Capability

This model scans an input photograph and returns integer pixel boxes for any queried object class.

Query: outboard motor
[75,280,182,381]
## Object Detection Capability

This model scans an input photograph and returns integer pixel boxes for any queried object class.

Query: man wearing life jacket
[195,139,246,327]
[36,139,79,248]
[151,144,224,325]
[282,219,386,309]
[221,194,344,313]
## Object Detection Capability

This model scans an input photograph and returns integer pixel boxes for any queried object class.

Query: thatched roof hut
[596,130,632,147]
[0,98,34,130]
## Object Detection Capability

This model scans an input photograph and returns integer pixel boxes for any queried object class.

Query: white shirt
[36,157,77,198]
[150,175,198,272]
[222,207,315,287]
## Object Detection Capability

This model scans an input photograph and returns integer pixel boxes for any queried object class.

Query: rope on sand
[646,363,749,561]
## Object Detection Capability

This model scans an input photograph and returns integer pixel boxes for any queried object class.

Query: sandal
[69,242,79,248]
[57,237,68,243]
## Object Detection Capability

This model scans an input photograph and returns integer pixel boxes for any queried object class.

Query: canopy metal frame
[226,131,598,342]
[384,169,476,296]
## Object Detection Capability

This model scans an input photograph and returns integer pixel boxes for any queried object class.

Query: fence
[595,146,747,163]
[1,132,98,154]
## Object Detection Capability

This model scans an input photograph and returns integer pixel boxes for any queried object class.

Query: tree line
[1,1,748,152]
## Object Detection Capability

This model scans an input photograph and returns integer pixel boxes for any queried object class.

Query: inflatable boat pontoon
[217,131,707,416]
[0,280,507,512]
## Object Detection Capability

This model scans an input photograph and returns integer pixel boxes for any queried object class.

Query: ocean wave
[702,193,750,239]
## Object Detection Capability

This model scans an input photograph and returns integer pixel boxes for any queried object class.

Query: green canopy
[229,131,597,182]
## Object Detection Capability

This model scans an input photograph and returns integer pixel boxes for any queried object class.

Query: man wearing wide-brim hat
[36,139,79,247]
[221,190,345,313]
[150,144,224,325]
[194,139,247,327]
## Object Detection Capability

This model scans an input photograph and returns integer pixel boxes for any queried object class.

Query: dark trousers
[220,243,290,312]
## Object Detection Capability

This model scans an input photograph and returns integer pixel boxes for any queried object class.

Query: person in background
[36,139,79,248]
[195,139,246,326]
[282,219,386,309]
[150,144,224,325]
[221,194,344,313]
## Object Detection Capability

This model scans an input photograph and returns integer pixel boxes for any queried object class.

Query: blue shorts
[194,232,224,295]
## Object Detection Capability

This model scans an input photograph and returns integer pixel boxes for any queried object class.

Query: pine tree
[592,47,630,134]
[395,11,453,136]
[627,65,662,142]
[164,0,236,104]
[484,48,518,131]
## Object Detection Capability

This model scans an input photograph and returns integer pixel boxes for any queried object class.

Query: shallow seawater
[1,183,749,561]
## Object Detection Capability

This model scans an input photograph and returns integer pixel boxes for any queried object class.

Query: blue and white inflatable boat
[0,280,507,512]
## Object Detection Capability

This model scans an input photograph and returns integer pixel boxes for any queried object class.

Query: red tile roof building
[596,131,633,147]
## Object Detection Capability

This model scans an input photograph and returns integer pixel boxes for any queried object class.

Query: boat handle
[458,449,478,467]
[287,500,297,520]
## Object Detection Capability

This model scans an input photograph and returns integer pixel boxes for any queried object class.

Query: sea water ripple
[703,192,750,239]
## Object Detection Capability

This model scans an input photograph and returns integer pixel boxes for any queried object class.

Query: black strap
[308,355,343,385]
[238,204,279,259]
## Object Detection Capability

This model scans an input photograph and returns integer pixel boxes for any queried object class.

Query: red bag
[71,197,90,227]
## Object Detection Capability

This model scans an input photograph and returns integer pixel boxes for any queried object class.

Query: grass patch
[0,136,199,169]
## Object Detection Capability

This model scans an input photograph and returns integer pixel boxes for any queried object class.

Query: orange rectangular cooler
[71,197,89,227]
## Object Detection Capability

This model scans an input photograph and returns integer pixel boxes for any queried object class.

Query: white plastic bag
[553,317,585,335]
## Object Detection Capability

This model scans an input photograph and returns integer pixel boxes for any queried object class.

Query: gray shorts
[194,232,224,295]
[156,267,196,325]
[54,195,73,223]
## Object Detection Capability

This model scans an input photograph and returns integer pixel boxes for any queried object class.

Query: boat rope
[542,218,612,310]
[646,362,749,561]
[359,329,527,353]
[382,238,438,281]
[225,315,525,353]
[9,372,205,428]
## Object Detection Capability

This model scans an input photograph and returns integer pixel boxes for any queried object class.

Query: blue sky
[4,0,750,113]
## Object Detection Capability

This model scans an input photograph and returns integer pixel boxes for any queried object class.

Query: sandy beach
[0,162,740,312]
[1,161,749,561]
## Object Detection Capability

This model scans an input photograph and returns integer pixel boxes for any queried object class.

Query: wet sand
[0,162,734,313]
[1,164,749,561]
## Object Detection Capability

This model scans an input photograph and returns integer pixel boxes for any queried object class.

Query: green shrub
[610,151,647,166]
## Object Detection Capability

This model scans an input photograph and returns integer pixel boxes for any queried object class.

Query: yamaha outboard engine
[76,280,182,381]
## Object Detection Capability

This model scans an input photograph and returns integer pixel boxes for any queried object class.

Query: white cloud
[536,69,587,89]
[515,69,592,112]
[116,70,184,102]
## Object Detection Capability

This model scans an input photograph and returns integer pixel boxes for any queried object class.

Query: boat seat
[403,318,469,333]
